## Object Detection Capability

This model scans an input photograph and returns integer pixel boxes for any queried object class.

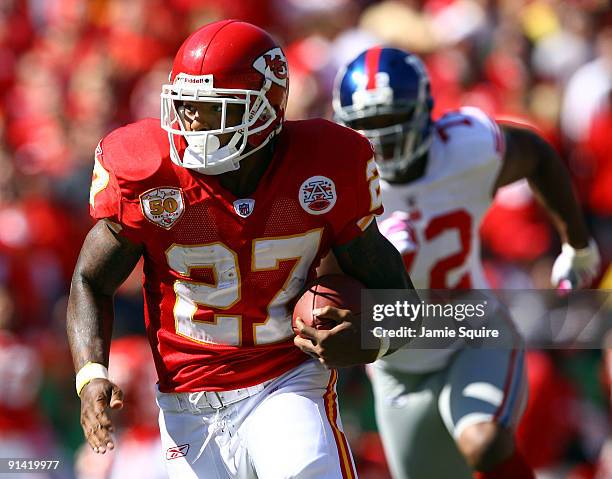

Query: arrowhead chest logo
[299,176,337,215]
[233,199,255,218]
[140,187,185,229]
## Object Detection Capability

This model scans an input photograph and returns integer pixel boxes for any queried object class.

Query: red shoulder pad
[89,119,171,238]
[97,119,169,199]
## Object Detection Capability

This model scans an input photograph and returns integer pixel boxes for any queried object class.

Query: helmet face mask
[346,105,432,180]
[161,74,278,174]
[333,47,433,182]
[160,21,288,175]
[175,100,246,171]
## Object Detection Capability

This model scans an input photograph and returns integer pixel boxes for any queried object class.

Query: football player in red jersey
[66,20,413,478]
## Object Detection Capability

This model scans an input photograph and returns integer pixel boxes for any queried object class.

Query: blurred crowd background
[0,0,611,478]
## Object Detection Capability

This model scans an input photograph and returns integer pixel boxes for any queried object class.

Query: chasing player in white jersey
[331,47,601,479]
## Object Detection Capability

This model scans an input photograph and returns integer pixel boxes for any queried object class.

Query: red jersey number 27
[166,229,323,347]
[165,159,382,347]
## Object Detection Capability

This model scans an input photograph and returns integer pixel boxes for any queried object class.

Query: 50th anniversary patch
[140,187,185,229]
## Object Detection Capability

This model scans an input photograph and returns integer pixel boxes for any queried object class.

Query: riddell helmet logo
[173,73,214,88]
[166,444,189,460]
[299,176,337,215]
[253,47,288,88]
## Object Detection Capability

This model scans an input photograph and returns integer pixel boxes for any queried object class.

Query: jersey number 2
[425,209,472,288]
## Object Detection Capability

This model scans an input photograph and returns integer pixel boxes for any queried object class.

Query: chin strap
[176,124,281,176]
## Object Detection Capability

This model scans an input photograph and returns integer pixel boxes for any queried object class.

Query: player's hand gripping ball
[292,274,365,334]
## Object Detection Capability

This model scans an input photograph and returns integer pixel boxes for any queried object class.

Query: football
[292,274,365,334]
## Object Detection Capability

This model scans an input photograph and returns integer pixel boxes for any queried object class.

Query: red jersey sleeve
[334,133,384,245]
[89,141,122,222]
[88,140,143,243]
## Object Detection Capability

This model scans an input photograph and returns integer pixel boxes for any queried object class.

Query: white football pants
[156,359,357,479]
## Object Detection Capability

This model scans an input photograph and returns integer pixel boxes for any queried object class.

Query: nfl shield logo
[299,176,337,215]
[233,199,255,218]
[140,187,185,229]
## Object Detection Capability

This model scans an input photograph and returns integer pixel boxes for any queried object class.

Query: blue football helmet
[333,47,434,180]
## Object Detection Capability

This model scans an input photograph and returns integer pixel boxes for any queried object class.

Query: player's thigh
[158,407,232,479]
[440,347,528,440]
[369,365,473,479]
[244,365,356,479]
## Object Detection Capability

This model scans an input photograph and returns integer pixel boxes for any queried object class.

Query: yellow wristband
[75,362,108,397]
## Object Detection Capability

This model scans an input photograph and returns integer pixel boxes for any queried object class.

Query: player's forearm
[333,227,414,290]
[67,276,114,371]
[347,246,413,290]
[526,137,590,249]
[333,223,416,358]
[66,221,143,371]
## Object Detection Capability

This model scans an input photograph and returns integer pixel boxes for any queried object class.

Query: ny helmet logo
[351,70,392,109]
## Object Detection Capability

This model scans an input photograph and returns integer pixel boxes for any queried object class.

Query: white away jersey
[378,107,505,372]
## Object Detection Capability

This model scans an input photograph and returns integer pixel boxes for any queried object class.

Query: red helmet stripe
[365,47,382,90]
